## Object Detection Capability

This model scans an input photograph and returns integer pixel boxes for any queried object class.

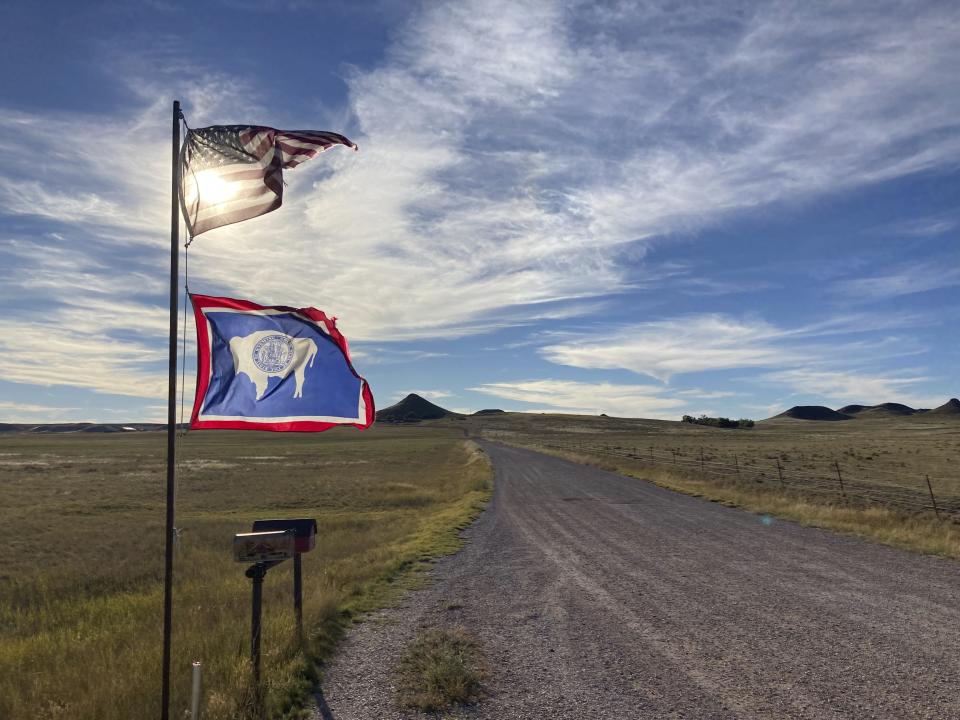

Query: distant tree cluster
[681,414,755,429]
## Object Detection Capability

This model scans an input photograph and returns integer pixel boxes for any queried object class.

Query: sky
[0,0,958,424]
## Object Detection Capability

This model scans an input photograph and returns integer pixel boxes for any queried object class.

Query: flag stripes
[179,125,356,237]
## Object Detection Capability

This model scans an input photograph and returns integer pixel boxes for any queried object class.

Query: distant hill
[376,394,455,422]
[473,409,505,416]
[837,404,869,415]
[27,423,96,433]
[775,406,852,421]
[863,403,919,416]
[0,423,174,434]
[772,399,960,422]
[838,403,920,416]
[926,398,960,417]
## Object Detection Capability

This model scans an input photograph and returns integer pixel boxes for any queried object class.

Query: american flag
[179,126,357,237]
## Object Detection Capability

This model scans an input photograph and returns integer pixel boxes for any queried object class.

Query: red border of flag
[189,293,375,432]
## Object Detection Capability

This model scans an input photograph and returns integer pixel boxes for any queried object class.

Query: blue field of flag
[200,309,363,421]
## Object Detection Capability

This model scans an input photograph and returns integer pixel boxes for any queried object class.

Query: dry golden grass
[463,412,959,492]
[0,426,491,720]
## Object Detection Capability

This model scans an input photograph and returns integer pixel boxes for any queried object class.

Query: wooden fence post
[776,458,785,488]
[734,454,740,480]
[926,475,942,520]
[700,447,704,473]
[834,461,846,499]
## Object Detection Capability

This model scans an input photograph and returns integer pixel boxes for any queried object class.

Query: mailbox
[251,518,317,553]
[233,530,296,563]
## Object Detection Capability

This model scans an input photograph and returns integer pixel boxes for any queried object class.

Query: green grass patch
[396,628,485,712]
[0,428,492,720]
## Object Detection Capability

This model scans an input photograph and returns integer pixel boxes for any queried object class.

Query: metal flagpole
[161,99,182,720]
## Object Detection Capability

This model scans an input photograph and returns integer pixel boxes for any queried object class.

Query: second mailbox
[251,518,317,554]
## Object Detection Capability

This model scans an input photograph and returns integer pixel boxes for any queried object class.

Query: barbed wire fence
[489,434,958,521]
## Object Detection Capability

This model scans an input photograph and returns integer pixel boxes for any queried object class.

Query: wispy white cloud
[875,215,959,238]
[541,314,800,382]
[0,401,80,423]
[0,280,194,399]
[354,349,448,365]
[761,368,943,408]
[392,389,453,401]
[398,0,573,106]
[0,311,169,398]
[741,400,795,419]
[471,379,687,419]
[676,389,739,399]
[538,310,945,408]
[832,261,960,301]
[540,311,931,380]
[675,276,779,297]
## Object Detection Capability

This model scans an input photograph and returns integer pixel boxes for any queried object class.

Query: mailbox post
[293,553,302,640]
[233,529,296,716]
[246,563,267,698]
[250,518,317,643]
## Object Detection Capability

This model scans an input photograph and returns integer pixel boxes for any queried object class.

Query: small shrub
[396,628,485,711]
[681,415,755,429]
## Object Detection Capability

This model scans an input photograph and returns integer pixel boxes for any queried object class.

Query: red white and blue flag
[190,294,374,432]
[179,126,357,237]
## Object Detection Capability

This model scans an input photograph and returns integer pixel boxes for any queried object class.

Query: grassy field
[4,410,956,718]
[0,425,491,720]
[458,411,960,557]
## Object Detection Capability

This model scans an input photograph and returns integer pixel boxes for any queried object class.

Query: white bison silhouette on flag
[229,331,318,400]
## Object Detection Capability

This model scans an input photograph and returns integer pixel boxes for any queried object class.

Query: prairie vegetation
[395,628,485,712]
[682,414,755,428]
[0,426,491,720]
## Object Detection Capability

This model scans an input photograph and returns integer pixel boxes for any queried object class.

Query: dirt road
[316,442,960,719]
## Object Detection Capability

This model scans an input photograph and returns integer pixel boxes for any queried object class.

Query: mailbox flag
[190,294,374,431]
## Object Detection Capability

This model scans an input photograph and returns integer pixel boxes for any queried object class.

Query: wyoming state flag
[190,294,374,431]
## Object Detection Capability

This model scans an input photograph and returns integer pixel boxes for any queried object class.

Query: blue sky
[0,0,958,423]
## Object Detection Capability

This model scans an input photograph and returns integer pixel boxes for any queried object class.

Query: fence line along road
[504,437,959,521]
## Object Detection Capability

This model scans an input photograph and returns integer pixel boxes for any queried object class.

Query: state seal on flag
[252,334,295,373]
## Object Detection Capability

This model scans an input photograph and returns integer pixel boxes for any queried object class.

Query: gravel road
[315,442,960,719]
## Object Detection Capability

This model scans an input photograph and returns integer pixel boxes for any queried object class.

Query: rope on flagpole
[178,237,191,438]
[174,113,191,566]
[178,110,192,441]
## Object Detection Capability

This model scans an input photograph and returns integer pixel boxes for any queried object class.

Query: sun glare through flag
[179,125,357,237]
